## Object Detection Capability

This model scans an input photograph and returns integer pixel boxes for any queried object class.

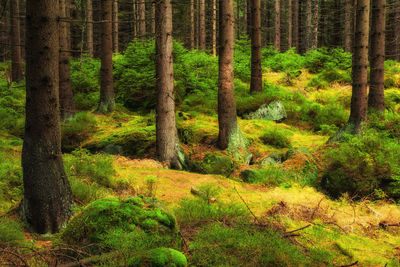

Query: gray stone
[244,100,287,122]
[260,152,284,166]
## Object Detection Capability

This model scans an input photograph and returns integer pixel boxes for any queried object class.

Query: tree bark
[218,0,239,149]
[395,0,400,61]
[244,0,248,34]
[348,0,370,128]
[155,0,180,169]
[10,0,23,82]
[368,0,386,113]
[212,0,217,56]
[250,0,262,93]
[151,2,156,35]
[288,0,292,49]
[86,0,94,56]
[293,0,299,49]
[305,0,312,51]
[138,0,146,38]
[59,0,75,121]
[199,0,206,50]
[344,0,352,52]
[312,0,319,49]
[112,0,119,53]
[98,0,115,113]
[274,0,280,51]
[190,0,195,49]
[22,0,73,234]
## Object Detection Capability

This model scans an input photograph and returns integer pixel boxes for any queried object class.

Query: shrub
[304,48,351,74]
[0,81,25,136]
[260,127,293,148]
[264,48,305,72]
[299,102,347,131]
[70,56,100,95]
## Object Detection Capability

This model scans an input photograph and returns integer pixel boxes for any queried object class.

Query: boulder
[128,247,187,267]
[260,152,285,167]
[244,100,287,122]
[200,153,235,177]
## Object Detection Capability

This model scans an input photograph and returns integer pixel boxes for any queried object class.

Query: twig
[340,261,358,267]
[310,197,325,219]
[233,187,263,226]
[283,224,311,237]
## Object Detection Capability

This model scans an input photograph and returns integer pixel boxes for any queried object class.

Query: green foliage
[199,153,236,176]
[307,68,351,89]
[128,247,187,267]
[304,48,352,74]
[264,48,305,72]
[299,102,347,131]
[260,127,293,148]
[61,112,97,152]
[189,223,319,266]
[71,56,100,95]
[0,217,25,246]
[0,81,25,136]
[234,39,252,82]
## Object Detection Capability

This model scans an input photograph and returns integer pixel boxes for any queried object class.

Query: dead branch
[283,224,312,237]
[233,187,263,226]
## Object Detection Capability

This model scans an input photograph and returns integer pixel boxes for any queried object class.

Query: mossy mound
[199,153,235,177]
[128,247,187,267]
[62,197,180,246]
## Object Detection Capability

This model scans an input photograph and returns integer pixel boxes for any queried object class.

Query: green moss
[199,153,235,176]
[128,247,187,267]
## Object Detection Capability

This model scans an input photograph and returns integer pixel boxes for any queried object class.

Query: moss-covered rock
[260,152,284,167]
[240,169,266,183]
[200,153,235,176]
[128,247,187,267]
[62,197,180,247]
[244,100,287,122]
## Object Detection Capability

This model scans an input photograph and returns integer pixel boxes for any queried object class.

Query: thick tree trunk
[212,0,217,56]
[293,0,299,49]
[86,0,94,56]
[59,0,75,121]
[368,0,386,113]
[138,0,146,38]
[199,0,206,50]
[190,0,195,49]
[98,0,115,114]
[274,0,280,51]
[10,0,23,82]
[312,0,319,49]
[344,0,352,52]
[305,0,312,51]
[22,0,73,234]
[348,0,370,128]
[112,0,118,53]
[288,0,292,49]
[250,0,262,93]
[155,0,180,169]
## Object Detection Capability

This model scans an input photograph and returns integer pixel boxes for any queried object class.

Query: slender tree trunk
[274,0,280,51]
[190,0,195,49]
[244,0,248,34]
[22,0,73,234]
[199,0,206,50]
[348,0,370,128]
[250,0,262,92]
[344,0,352,52]
[395,0,400,61]
[288,0,292,49]
[59,0,75,121]
[112,0,118,53]
[138,0,146,38]
[86,0,94,56]
[132,0,137,38]
[368,0,386,113]
[155,0,180,169]
[98,0,115,113]
[10,0,23,82]
[212,0,217,56]
[305,0,312,51]
[151,2,156,35]
[293,0,299,49]
[312,0,319,49]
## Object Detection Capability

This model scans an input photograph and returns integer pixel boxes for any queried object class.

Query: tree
[312,0,319,49]
[98,0,115,113]
[87,0,94,56]
[287,0,292,49]
[274,0,280,51]
[250,0,262,92]
[305,0,312,51]
[199,0,206,50]
[292,0,299,49]
[155,0,182,169]
[113,0,119,53]
[344,0,353,52]
[348,0,370,129]
[59,0,75,121]
[395,0,400,61]
[368,0,386,113]
[138,0,146,37]
[22,0,73,234]
[190,0,195,49]
[212,0,217,56]
[10,0,23,82]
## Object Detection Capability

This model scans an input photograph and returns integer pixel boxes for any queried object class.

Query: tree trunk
[86,0,94,56]
[293,0,299,49]
[218,0,239,149]
[98,0,115,113]
[250,0,262,93]
[368,0,386,113]
[274,0,280,51]
[112,0,118,53]
[59,0,75,121]
[138,0,146,38]
[212,0,217,56]
[10,0,23,82]
[312,0,319,49]
[244,0,248,34]
[348,0,370,128]
[190,0,195,49]
[395,0,400,61]
[288,0,292,49]
[305,0,312,51]
[22,0,73,234]
[199,0,206,50]
[344,0,352,52]
[151,2,156,35]
[155,0,181,169]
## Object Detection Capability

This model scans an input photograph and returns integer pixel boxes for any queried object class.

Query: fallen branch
[310,197,325,219]
[233,187,263,226]
[340,260,358,267]
[283,224,311,237]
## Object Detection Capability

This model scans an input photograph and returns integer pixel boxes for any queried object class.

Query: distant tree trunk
[59,0,75,121]
[312,0,319,49]
[86,0,94,56]
[112,0,118,53]
[22,0,73,234]
[287,0,292,49]
[250,0,262,93]
[138,0,146,38]
[98,0,115,114]
[212,0,217,56]
[155,0,180,169]
[244,0,248,34]
[218,0,239,149]
[344,0,352,52]
[10,0,23,82]
[190,0,195,49]
[368,0,386,113]
[293,0,299,49]
[199,0,206,50]
[274,0,280,51]
[151,2,156,35]
[395,0,400,61]
[305,0,312,51]
[348,0,370,129]
[132,0,137,38]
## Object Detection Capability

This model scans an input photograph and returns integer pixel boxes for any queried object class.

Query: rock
[260,152,285,167]
[240,169,266,184]
[200,153,235,176]
[244,100,287,122]
[103,144,123,155]
[128,247,187,267]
